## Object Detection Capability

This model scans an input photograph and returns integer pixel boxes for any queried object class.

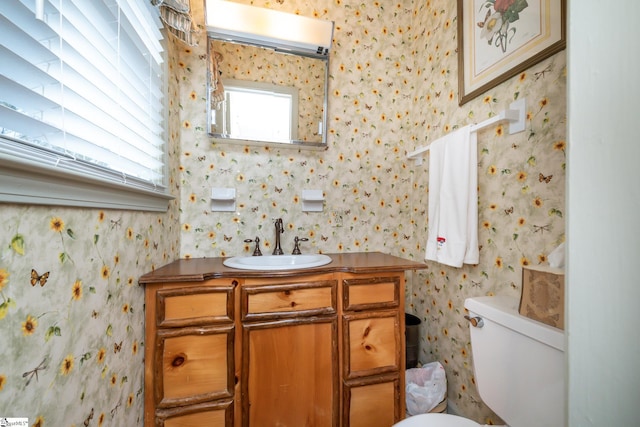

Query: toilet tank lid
[465,295,565,351]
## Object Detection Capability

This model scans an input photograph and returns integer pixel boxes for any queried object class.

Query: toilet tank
[465,296,565,427]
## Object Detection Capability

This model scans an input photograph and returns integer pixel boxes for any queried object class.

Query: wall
[409,0,566,422]
[567,1,640,425]
[179,0,566,424]
[0,39,182,426]
[177,0,418,260]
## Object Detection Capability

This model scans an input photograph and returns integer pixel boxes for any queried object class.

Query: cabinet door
[242,317,338,427]
[155,325,234,409]
[343,310,401,379]
[343,375,400,427]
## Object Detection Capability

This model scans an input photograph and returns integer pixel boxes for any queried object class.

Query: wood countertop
[139,252,427,284]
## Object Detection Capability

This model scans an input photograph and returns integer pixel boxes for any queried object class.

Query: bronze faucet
[273,218,284,255]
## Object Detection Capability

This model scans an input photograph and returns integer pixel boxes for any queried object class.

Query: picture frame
[457,0,566,105]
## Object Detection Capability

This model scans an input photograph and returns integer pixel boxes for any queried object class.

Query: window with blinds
[0,0,171,211]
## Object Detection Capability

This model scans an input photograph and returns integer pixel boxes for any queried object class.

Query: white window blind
[0,0,172,211]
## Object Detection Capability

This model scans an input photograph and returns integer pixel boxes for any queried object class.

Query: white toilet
[395,295,565,427]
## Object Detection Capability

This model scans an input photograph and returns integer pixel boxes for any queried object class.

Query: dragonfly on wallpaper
[22,357,48,387]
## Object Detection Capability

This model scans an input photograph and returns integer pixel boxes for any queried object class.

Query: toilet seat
[393,413,481,427]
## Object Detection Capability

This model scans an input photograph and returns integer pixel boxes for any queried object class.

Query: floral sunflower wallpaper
[0,0,565,425]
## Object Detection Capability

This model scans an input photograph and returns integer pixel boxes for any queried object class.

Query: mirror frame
[207,37,330,151]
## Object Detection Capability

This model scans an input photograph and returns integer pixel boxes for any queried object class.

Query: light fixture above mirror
[206,0,333,58]
[205,0,334,150]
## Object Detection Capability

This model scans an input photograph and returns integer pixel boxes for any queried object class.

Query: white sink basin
[223,254,332,271]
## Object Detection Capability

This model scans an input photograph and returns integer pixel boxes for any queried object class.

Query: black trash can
[405,313,421,368]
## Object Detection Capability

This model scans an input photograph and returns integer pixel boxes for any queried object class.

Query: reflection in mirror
[207,38,329,149]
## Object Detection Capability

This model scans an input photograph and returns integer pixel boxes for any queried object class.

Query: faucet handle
[292,236,309,255]
[244,237,262,256]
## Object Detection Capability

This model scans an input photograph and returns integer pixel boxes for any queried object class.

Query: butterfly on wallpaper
[539,173,553,183]
[223,235,233,242]
[275,0,284,4]
[403,234,411,240]
[197,155,206,162]
[114,341,122,353]
[110,218,122,230]
[92,310,99,319]
[434,285,441,293]
[364,191,371,197]
[504,206,514,215]
[321,235,329,242]
[22,357,48,387]
[274,186,283,193]
[30,269,50,287]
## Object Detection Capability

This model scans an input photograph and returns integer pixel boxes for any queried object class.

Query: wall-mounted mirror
[205,0,333,150]
[207,38,329,149]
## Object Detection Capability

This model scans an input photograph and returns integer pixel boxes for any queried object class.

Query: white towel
[425,125,479,267]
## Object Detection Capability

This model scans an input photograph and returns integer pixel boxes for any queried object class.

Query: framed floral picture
[457,0,566,105]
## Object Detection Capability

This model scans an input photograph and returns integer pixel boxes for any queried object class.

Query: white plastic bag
[405,361,447,415]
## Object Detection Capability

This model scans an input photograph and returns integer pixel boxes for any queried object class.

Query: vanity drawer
[241,279,337,320]
[156,280,236,328]
[156,399,233,427]
[343,276,400,311]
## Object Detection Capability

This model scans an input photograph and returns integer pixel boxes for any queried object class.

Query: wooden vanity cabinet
[141,254,421,427]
